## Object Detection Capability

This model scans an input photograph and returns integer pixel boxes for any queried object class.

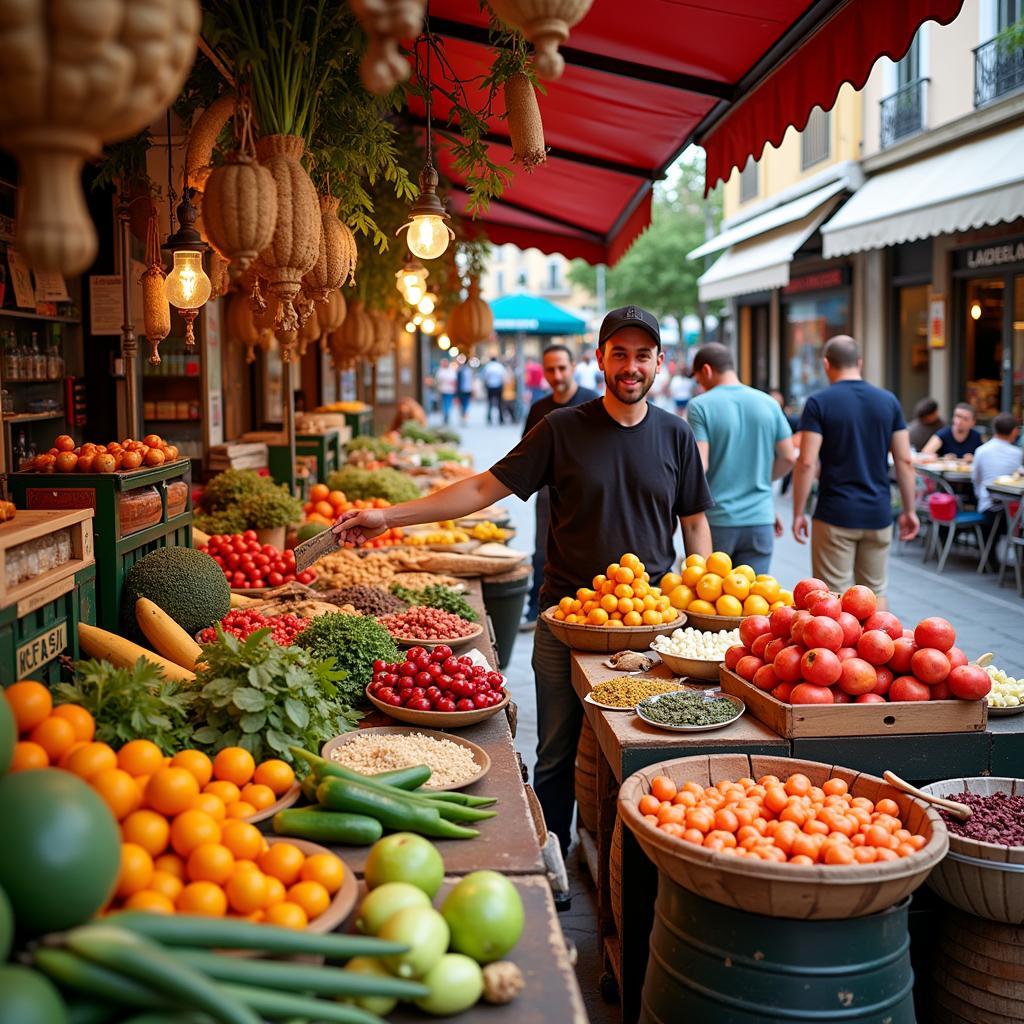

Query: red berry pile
[201,531,316,589]
[369,646,506,713]
[377,607,476,641]
[198,609,308,646]
[725,580,990,705]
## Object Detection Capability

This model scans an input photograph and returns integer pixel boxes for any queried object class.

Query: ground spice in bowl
[589,677,680,708]
[637,691,740,728]
[940,790,1024,847]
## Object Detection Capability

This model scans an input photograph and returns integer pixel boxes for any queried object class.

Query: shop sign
[783,268,847,295]
[929,295,945,349]
[17,622,67,676]
[957,238,1024,271]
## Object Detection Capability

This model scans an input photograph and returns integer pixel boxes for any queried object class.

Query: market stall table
[984,480,1024,589]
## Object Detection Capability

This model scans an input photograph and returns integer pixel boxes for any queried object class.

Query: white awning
[689,178,848,260]
[821,125,1024,258]
[697,200,841,302]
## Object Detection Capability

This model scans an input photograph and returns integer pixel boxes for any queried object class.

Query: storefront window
[784,293,850,408]
[1013,275,1024,421]
[964,276,1005,419]
[896,284,930,415]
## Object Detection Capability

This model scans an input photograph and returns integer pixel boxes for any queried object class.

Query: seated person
[390,397,428,432]
[907,397,944,452]
[920,402,983,460]
[972,413,1023,571]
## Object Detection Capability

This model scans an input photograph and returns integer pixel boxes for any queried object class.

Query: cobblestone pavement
[439,397,1024,1023]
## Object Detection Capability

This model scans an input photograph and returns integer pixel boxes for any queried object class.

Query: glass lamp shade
[417,292,437,315]
[405,320,417,334]
[438,334,451,350]
[396,262,429,305]
[420,315,438,335]
[404,215,453,260]
[164,251,212,311]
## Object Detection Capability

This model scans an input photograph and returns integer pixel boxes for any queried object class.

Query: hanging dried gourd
[253,135,322,333]
[447,277,494,348]
[277,329,298,363]
[140,211,171,365]
[319,288,347,334]
[368,310,394,359]
[340,299,375,359]
[351,0,426,95]
[210,252,232,298]
[505,73,546,169]
[303,196,358,301]
[298,303,321,357]
[0,0,200,274]
[201,95,278,274]
[488,0,593,80]
[227,290,262,364]
[185,92,236,192]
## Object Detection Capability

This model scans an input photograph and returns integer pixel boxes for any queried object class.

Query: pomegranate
[77,454,96,473]
[772,681,795,702]
[802,616,844,652]
[863,611,903,640]
[752,664,779,692]
[763,638,786,663]
[836,611,862,648]
[802,589,831,614]
[773,645,805,683]
[94,453,117,474]
[914,616,956,653]
[947,646,969,669]
[55,434,76,452]
[873,666,894,696]
[839,657,879,696]
[751,633,772,659]
[793,578,829,609]
[791,682,835,704]
[888,637,919,674]
[833,691,853,704]
[857,629,895,666]
[947,665,991,701]
[144,448,166,467]
[837,647,858,662]
[841,585,877,621]
[801,647,843,686]
[769,605,797,640]
[736,655,764,682]
[929,678,952,700]
[807,592,842,620]
[54,452,78,473]
[790,610,813,646]
[724,645,747,671]
[910,648,951,686]
[856,693,886,704]
[890,676,931,702]
[739,615,772,649]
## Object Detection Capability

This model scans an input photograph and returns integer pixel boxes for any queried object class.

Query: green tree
[568,152,722,343]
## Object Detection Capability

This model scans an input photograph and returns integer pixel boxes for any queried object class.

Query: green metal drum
[641,877,916,1023]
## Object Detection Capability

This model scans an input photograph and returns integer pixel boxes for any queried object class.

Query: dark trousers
[525,488,550,621]
[983,508,1006,571]
[486,386,506,423]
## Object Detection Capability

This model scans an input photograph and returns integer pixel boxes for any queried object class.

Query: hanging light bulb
[413,313,424,326]
[396,256,429,305]
[450,346,459,358]
[161,184,211,351]
[970,301,982,320]
[417,291,437,315]
[438,333,450,349]
[421,315,437,335]
[405,319,417,333]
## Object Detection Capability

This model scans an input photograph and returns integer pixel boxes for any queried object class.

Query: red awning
[425,0,966,265]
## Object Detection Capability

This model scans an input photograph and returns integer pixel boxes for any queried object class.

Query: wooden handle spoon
[883,770,972,820]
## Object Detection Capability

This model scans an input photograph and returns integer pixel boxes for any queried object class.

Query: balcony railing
[974,33,1024,107]
[880,77,928,148]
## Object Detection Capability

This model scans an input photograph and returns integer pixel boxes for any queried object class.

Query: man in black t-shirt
[521,345,598,627]
[332,306,713,850]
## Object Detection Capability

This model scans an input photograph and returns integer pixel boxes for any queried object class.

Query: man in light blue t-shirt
[687,344,796,574]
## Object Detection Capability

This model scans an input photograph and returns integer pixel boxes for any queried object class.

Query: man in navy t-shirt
[792,336,919,603]
[919,403,983,460]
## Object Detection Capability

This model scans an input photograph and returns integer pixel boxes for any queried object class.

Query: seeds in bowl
[637,691,739,727]
[940,791,1024,847]
[590,676,681,708]
[653,626,740,661]
[378,607,477,640]
[328,732,482,789]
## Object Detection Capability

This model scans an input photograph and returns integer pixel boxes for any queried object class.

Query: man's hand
[898,510,920,542]
[774,515,784,538]
[792,513,810,544]
[331,507,389,547]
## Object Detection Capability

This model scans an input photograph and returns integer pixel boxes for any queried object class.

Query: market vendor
[332,306,713,851]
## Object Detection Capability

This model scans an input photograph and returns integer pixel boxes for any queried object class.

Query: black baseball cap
[598,305,661,348]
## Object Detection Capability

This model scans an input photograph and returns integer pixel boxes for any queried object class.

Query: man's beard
[605,370,653,405]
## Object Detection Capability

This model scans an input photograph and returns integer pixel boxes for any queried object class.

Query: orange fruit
[620,553,641,571]
[124,890,176,914]
[264,901,308,930]
[28,716,75,761]
[226,801,256,820]
[684,553,706,568]
[10,741,49,772]
[599,593,619,614]
[213,747,256,787]
[750,578,780,603]
[117,739,164,778]
[742,595,771,616]
[659,572,683,594]
[258,843,306,886]
[695,573,724,603]
[170,750,213,788]
[715,595,743,617]
[146,768,200,817]
[262,876,286,907]
[122,809,170,855]
[253,759,295,796]
[117,843,155,899]
[225,866,269,914]
[240,783,276,811]
[187,843,235,885]
[66,742,118,780]
[221,820,265,861]
[687,599,717,616]
[586,607,609,626]
[149,869,184,902]
[777,589,795,607]
[733,564,757,583]
[287,880,330,920]
[669,585,694,610]
[192,793,227,821]
[681,565,705,588]
[622,611,643,627]
[705,552,732,577]
[177,881,228,917]
[51,704,95,742]
[170,810,222,857]
[310,483,330,502]
[328,490,346,507]
[57,741,88,768]
[722,573,750,601]
[642,609,662,626]
[91,768,143,821]
[5,681,52,733]
[300,853,344,894]
[154,853,186,880]
[203,780,241,805]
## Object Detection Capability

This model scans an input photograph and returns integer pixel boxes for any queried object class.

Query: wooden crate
[718,666,987,738]
[0,510,94,608]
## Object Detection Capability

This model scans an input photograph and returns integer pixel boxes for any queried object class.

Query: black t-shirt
[522,386,598,437]
[933,425,982,458]
[491,398,713,604]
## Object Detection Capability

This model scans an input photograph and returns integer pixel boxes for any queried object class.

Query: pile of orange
[303,486,404,547]
[636,772,928,865]
[551,553,679,628]
[658,552,795,618]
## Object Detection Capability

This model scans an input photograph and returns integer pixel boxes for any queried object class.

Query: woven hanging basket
[254,134,322,333]
[505,73,546,169]
[140,212,170,365]
[488,0,593,80]
[0,0,200,274]
[185,93,236,193]
[318,288,347,333]
[351,0,426,95]
[298,303,321,356]
[447,278,494,348]
[227,290,266,364]
[303,196,357,301]
[340,299,375,358]
[368,310,395,359]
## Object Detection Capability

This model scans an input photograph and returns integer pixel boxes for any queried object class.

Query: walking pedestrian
[920,402,982,460]
[482,356,507,424]
[519,345,599,629]
[669,371,695,415]
[770,388,800,495]
[972,413,1022,572]
[523,356,546,408]
[907,397,945,452]
[332,305,713,851]
[501,360,518,422]
[687,344,796,575]
[574,350,601,393]
[435,358,458,425]
[791,335,919,603]
[456,359,474,424]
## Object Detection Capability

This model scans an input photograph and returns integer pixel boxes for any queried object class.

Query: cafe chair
[926,486,986,574]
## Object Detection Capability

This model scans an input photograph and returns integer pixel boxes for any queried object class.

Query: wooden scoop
[883,771,972,821]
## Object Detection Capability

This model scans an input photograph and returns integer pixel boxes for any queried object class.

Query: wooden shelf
[142,375,201,383]
[0,309,80,324]
[3,412,62,423]
[143,418,201,425]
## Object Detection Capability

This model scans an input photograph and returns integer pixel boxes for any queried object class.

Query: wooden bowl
[651,647,723,682]
[321,726,491,791]
[921,776,1024,924]
[365,685,510,729]
[246,781,301,825]
[385,622,484,650]
[619,753,948,920]
[682,609,745,632]
[540,607,684,653]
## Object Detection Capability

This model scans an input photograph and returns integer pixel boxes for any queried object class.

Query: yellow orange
[240,783,276,812]
[226,866,269,914]
[117,739,164,778]
[146,768,200,817]
[259,844,306,886]
[29,716,76,761]
[659,572,683,593]
[203,780,241,805]
[5,681,52,733]
[264,901,307,930]
[777,589,795,607]
[599,593,619,613]
[743,594,771,617]
[681,565,705,588]
[213,747,256,787]
[633,580,650,598]
[66,742,118,780]
[122,810,170,856]
[613,566,635,585]
[192,793,227,821]
[623,611,643,627]
[91,767,142,821]
[177,881,228,917]
[715,595,744,617]
[148,870,184,902]
[587,608,609,626]
[705,552,733,577]
[170,809,222,857]
[695,573,724,603]
[616,597,634,614]
[171,749,214,788]
[684,553,706,568]
[187,843,235,885]
[124,890,175,914]
[750,578,780,603]
[287,880,330,920]
[669,585,694,610]
[221,820,265,861]
[687,599,717,616]
[10,741,49,772]
[722,573,750,601]
[117,843,154,899]
[51,704,95,742]
[226,801,256,820]
[591,574,607,590]
[642,609,662,626]
[620,553,641,571]
[733,564,757,583]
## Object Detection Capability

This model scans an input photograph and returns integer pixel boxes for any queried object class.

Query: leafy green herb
[326,467,421,504]
[398,422,462,446]
[191,628,359,762]
[389,584,478,622]
[296,613,399,706]
[193,509,248,536]
[345,436,395,458]
[236,487,305,530]
[57,660,196,754]
[200,469,279,513]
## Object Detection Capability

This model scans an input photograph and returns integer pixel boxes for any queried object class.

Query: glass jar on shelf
[31,332,46,381]
[3,330,19,381]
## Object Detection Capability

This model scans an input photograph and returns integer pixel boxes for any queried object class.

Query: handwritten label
[17,622,67,676]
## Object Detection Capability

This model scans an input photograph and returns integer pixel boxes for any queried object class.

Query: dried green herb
[637,692,739,727]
